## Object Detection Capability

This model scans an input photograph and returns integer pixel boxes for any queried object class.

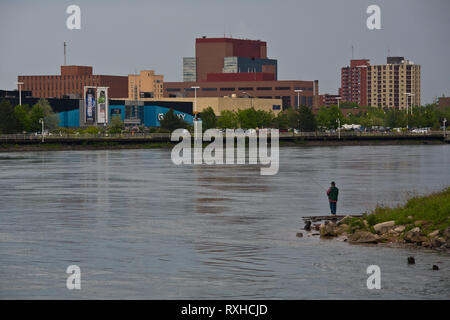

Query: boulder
[428,230,440,238]
[443,227,450,240]
[320,222,338,237]
[349,231,380,244]
[431,237,445,248]
[404,230,428,244]
[394,225,406,233]
[411,227,421,233]
[407,256,415,264]
[296,232,303,238]
[336,224,349,235]
[373,221,395,234]
[337,215,352,226]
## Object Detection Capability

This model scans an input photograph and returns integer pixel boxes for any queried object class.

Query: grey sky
[0,0,449,104]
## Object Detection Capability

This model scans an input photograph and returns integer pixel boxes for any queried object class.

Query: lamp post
[404,92,414,130]
[444,118,447,138]
[191,86,200,120]
[16,81,24,106]
[294,89,303,110]
[39,118,44,142]
[336,118,341,139]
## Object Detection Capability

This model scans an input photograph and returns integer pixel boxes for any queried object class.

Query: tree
[298,105,317,131]
[237,108,258,129]
[0,99,18,134]
[159,108,188,131]
[108,117,124,134]
[29,99,59,132]
[217,110,238,129]
[272,111,289,130]
[316,105,343,129]
[14,104,31,132]
[200,107,217,131]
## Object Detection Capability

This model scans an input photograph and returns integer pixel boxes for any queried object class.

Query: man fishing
[326,181,339,215]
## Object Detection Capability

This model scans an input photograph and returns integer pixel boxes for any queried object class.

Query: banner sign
[96,87,109,124]
[85,88,96,122]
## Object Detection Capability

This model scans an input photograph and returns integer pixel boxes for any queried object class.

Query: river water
[0,145,449,299]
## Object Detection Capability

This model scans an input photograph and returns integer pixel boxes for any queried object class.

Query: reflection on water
[0,145,449,299]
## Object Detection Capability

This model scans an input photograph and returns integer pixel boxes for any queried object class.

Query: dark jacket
[327,186,339,202]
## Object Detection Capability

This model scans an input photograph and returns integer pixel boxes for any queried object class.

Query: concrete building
[367,57,421,109]
[136,96,282,116]
[128,70,164,100]
[164,80,318,110]
[18,65,128,99]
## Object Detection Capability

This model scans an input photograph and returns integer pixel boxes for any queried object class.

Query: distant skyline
[1,0,449,104]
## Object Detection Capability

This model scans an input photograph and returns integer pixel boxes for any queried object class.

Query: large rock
[373,221,395,234]
[428,230,440,238]
[394,225,406,233]
[404,230,428,244]
[443,227,450,240]
[349,231,380,244]
[337,215,352,226]
[320,222,338,237]
[431,237,446,248]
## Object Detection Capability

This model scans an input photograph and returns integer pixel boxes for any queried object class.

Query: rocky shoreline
[302,216,450,252]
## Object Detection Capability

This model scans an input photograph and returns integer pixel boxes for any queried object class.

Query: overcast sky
[1,0,449,104]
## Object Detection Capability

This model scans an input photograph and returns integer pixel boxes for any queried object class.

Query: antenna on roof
[351,45,354,59]
[388,48,390,57]
[64,42,67,65]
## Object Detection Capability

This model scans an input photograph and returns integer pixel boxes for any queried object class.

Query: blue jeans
[329,201,337,215]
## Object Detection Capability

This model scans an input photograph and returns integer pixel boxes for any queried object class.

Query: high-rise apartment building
[339,57,420,109]
[367,57,420,109]
[18,66,128,99]
[128,70,164,99]
[339,59,370,106]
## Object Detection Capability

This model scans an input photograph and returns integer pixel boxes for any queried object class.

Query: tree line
[0,99,60,134]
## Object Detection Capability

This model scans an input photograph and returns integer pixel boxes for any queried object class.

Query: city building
[128,70,164,100]
[338,57,421,109]
[367,57,421,109]
[339,59,370,106]
[17,65,128,99]
[319,94,341,107]
[437,96,450,109]
[134,96,282,116]
[164,80,318,110]
[169,36,319,110]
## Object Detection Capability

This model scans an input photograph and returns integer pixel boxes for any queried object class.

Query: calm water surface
[0,145,449,299]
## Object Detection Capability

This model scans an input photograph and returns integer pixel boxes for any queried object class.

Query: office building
[18,65,128,99]
[128,70,164,99]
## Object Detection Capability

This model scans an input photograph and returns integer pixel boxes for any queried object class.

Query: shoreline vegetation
[311,187,450,252]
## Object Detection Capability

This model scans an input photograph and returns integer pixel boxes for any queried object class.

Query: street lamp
[336,96,342,108]
[191,86,200,120]
[336,118,341,140]
[404,92,414,130]
[294,89,303,110]
[39,118,44,142]
[16,81,24,106]
[444,118,447,138]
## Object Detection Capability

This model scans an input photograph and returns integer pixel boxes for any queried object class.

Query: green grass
[363,187,450,233]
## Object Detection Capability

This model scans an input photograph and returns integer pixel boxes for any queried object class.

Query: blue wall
[57,105,193,128]
[59,109,80,127]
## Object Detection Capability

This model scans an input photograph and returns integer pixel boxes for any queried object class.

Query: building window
[256,87,272,90]
[238,87,254,91]
[220,88,235,91]
[166,88,181,92]
[202,88,217,91]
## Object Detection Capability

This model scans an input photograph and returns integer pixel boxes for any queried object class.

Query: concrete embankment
[0,133,447,152]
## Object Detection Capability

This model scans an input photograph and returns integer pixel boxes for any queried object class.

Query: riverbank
[0,136,447,152]
[310,187,450,252]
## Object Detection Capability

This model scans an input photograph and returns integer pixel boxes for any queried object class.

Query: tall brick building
[339,59,370,106]
[168,37,318,110]
[18,66,128,99]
